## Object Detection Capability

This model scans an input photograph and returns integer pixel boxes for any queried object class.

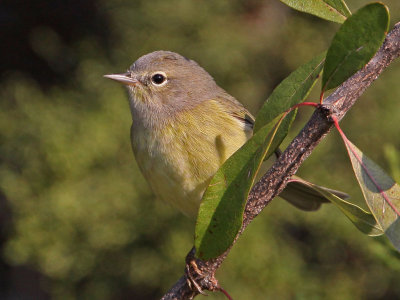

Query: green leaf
[294,178,383,236]
[280,175,349,211]
[195,52,327,260]
[279,0,351,23]
[322,3,389,92]
[195,113,293,260]
[344,140,400,250]
[254,52,326,133]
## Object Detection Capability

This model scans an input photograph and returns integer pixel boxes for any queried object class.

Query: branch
[161,22,400,300]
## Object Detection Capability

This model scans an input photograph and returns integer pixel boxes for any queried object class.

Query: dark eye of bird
[151,73,166,85]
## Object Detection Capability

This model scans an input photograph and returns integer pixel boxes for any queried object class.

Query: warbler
[105,51,346,217]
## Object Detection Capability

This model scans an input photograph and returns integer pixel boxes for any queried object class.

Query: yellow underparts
[131,100,251,217]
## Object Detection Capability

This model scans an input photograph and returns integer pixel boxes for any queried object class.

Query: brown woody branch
[161,22,400,300]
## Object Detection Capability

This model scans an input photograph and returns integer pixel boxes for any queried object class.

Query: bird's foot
[184,248,218,298]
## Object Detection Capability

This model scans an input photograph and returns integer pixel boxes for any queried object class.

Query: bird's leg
[184,248,219,297]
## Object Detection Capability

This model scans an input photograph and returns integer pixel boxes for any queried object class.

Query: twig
[160,22,400,300]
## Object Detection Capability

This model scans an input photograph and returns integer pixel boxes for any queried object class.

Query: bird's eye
[151,73,167,85]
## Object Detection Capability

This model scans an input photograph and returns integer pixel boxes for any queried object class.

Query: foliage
[196,53,325,259]
[195,1,396,260]
[322,2,389,92]
[1,0,400,299]
[342,137,400,249]
[279,0,351,23]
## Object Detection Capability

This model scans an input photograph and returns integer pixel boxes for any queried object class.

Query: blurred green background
[0,0,400,299]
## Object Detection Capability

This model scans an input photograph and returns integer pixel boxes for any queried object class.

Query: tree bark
[161,22,400,300]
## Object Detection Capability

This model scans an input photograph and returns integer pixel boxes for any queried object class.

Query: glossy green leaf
[195,53,327,260]
[195,113,293,260]
[294,178,383,236]
[322,3,389,92]
[254,52,326,133]
[279,0,351,23]
[281,175,349,211]
[344,140,400,250]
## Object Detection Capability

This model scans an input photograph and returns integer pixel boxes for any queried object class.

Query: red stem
[332,115,400,217]
[218,287,233,300]
[319,91,325,104]
[290,102,319,110]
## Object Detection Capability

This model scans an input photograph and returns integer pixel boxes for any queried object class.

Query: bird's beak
[104,72,139,86]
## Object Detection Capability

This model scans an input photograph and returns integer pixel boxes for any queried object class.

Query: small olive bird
[105,51,346,217]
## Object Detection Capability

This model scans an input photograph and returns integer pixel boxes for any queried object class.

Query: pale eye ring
[151,72,167,86]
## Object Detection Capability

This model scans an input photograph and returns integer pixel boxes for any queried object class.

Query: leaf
[280,175,349,211]
[279,0,351,24]
[195,52,326,260]
[295,179,383,236]
[195,113,293,260]
[322,3,389,92]
[254,52,326,133]
[344,140,400,250]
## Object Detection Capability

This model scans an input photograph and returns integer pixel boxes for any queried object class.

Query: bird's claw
[185,261,208,296]
[184,248,219,297]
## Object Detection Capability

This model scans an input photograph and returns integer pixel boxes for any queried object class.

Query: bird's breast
[130,100,251,216]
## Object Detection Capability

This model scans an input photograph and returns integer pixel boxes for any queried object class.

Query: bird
[105,51,347,217]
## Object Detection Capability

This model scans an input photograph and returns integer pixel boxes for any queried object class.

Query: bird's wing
[214,92,254,132]
[213,92,350,212]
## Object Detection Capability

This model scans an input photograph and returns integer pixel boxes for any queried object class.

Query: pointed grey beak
[104,72,139,86]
